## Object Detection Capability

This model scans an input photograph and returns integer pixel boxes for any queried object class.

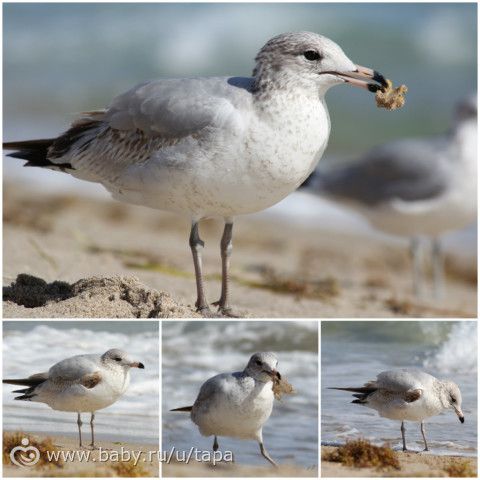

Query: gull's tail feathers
[3,373,48,387]
[170,406,193,412]
[3,375,47,401]
[3,119,103,172]
[3,138,74,171]
[329,386,377,404]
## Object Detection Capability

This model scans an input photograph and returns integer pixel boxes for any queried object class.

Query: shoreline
[321,445,477,477]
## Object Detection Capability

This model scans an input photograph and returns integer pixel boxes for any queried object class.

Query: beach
[3,184,476,318]
[163,459,316,477]
[321,446,477,477]
[3,432,159,477]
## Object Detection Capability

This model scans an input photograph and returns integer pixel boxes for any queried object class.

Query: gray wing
[191,372,241,418]
[48,354,102,384]
[375,369,434,392]
[47,76,254,184]
[319,135,452,205]
[104,76,253,137]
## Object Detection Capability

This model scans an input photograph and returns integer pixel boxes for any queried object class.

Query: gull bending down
[4,31,388,316]
[171,352,282,466]
[3,349,145,448]
[331,369,464,451]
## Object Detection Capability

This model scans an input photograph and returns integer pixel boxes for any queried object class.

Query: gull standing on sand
[3,349,145,448]
[3,32,389,316]
[331,369,464,451]
[171,352,282,466]
[305,95,477,298]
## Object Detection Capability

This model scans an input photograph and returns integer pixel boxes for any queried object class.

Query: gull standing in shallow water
[3,349,145,448]
[4,32,389,316]
[304,95,477,298]
[330,369,464,452]
[171,352,282,466]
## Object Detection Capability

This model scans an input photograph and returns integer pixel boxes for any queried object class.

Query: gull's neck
[436,380,453,410]
[449,118,477,168]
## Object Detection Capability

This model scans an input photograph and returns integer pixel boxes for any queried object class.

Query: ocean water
[162,321,318,468]
[321,321,477,456]
[2,322,159,444]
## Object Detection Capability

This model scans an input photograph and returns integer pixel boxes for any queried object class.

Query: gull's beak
[263,369,279,380]
[334,64,388,93]
[455,407,465,423]
[131,361,145,369]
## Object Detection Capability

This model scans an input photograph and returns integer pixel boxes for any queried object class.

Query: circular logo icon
[10,438,40,468]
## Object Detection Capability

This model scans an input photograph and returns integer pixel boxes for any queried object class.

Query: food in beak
[459,416,465,424]
[272,373,295,400]
[375,79,408,110]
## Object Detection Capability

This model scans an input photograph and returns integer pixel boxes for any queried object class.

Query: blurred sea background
[2,321,159,444]
[322,321,477,456]
[162,321,318,468]
[3,2,477,256]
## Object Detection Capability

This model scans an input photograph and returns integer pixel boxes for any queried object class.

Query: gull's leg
[89,412,96,449]
[410,236,423,298]
[431,237,444,300]
[259,442,278,467]
[401,421,407,452]
[213,435,219,452]
[77,412,83,448]
[189,221,211,315]
[212,220,236,316]
[420,421,429,451]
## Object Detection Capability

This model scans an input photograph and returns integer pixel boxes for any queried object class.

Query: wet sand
[3,183,476,318]
[321,446,477,477]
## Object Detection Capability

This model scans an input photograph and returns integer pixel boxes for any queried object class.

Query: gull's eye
[304,50,321,61]
[451,396,457,403]
[255,360,262,366]
[114,357,122,362]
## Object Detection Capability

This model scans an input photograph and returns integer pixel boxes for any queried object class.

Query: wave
[423,321,477,374]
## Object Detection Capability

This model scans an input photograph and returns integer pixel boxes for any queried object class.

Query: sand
[321,446,477,477]
[3,183,476,318]
[163,459,317,477]
[3,431,159,477]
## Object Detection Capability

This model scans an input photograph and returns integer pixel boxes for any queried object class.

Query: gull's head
[253,31,387,95]
[245,352,279,383]
[101,349,145,370]
[443,380,464,423]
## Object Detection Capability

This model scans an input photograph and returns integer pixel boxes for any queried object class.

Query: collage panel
[161,320,318,476]
[2,2,476,320]
[2,321,160,477]
[321,320,477,477]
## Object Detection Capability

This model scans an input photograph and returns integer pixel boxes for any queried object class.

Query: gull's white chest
[192,376,274,440]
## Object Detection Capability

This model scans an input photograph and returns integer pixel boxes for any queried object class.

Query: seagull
[3,31,388,316]
[304,95,477,298]
[3,348,145,448]
[330,369,464,452]
[171,352,282,466]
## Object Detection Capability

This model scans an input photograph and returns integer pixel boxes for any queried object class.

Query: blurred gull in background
[304,95,477,298]
[4,31,390,316]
